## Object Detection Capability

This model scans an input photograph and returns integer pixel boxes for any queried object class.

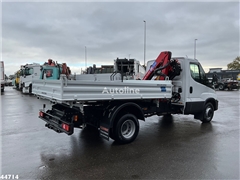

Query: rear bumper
[38,104,83,135]
[39,111,74,135]
[228,84,239,89]
[225,82,239,89]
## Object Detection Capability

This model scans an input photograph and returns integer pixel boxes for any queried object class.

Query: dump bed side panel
[32,78,173,102]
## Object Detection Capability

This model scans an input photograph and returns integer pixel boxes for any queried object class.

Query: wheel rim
[219,85,223,89]
[205,106,213,121]
[121,120,136,139]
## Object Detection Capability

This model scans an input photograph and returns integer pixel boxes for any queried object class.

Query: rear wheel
[113,114,139,144]
[218,84,224,90]
[201,103,214,123]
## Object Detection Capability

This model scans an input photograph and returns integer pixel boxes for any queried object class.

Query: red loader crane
[143,51,181,80]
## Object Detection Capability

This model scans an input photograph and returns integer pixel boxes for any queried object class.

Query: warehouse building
[206,68,240,80]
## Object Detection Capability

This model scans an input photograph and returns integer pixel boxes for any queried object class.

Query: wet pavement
[1,86,239,179]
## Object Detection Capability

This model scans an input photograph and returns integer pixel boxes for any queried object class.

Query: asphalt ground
[1,86,239,179]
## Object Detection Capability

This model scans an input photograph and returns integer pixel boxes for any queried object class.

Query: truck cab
[13,70,21,90]
[20,63,41,94]
[40,66,62,80]
[39,59,71,80]
[147,57,217,122]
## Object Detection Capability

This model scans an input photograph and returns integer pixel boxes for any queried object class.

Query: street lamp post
[85,46,87,69]
[194,39,197,59]
[143,20,146,67]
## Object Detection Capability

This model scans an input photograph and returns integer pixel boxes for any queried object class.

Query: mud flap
[99,118,110,140]
[194,112,203,121]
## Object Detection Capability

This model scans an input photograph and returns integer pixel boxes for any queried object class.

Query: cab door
[185,62,215,114]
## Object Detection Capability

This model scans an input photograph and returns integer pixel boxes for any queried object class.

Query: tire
[113,114,139,144]
[201,103,214,123]
[20,83,23,92]
[29,84,32,94]
[218,84,224,90]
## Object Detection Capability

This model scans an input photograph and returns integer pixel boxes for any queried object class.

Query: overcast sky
[2,1,239,76]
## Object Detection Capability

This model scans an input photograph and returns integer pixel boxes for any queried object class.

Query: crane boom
[142,51,172,80]
[143,51,181,80]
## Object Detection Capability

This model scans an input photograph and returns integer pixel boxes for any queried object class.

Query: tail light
[39,111,44,117]
[62,123,70,131]
[74,115,78,121]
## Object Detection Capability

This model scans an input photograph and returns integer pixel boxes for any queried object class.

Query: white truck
[0,61,5,92]
[19,63,41,94]
[114,58,146,80]
[32,51,218,144]
[85,58,145,80]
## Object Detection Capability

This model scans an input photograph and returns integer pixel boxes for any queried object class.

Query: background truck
[0,61,5,92]
[114,58,146,79]
[40,59,125,81]
[13,70,21,90]
[19,63,41,94]
[216,78,239,90]
[237,73,240,81]
[86,58,146,80]
[32,51,218,144]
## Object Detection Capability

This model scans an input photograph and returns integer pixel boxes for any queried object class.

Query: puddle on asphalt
[132,174,140,179]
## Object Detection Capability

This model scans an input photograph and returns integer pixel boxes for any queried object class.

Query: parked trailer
[33,51,218,144]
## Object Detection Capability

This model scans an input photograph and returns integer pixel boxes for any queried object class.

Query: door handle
[190,86,193,93]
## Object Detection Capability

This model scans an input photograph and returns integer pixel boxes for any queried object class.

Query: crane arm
[142,51,172,80]
[143,51,181,80]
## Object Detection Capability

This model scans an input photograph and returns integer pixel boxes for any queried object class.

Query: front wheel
[218,84,224,90]
[201,103,214,123]
[113,114,139,144]
[29,84,32,94]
